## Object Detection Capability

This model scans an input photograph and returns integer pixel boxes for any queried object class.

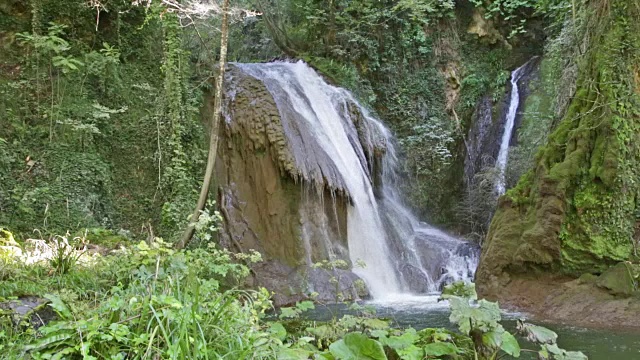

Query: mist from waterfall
[495,63,529,195]
[236,61,477,298]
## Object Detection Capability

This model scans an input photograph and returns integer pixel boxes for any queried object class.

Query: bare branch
[132,0,261,22]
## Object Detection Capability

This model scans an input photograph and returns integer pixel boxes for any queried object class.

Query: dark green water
[303,295,640,360]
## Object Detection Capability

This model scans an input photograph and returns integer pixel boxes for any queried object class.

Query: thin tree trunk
[177,0,230,249]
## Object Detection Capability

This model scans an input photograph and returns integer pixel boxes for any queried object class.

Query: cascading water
[236,61,477,298]
[495,63,529,195]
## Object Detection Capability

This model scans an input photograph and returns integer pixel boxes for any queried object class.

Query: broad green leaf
[449,297,501,334]
[297,301,315,311]
[268,322,287,341]
[307,325,335,339]
[397,345,423,360]
[518,322,558,344]
[277,348,313,360]
[43,294,72,319]
[481,329,502,348]
[298,336,316,344]
[314,353,336,360]
[279,307,300,319]
[541,344,587,360]
[545,344,563,355]
[500,331,521,357]
[362,318,390,330]
[561,351,588,360]
[378,328,419,350]
[423,342,458,356]
[329,333,387,360]
[369,330,388,339]
[441,281,477,300]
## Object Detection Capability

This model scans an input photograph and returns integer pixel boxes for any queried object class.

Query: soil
[480,275,640,330]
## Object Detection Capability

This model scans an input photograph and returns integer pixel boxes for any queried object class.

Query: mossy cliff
[477,0,640,295]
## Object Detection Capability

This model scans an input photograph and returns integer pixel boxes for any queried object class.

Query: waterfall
[495,63,529,195]
[236,61,477,298]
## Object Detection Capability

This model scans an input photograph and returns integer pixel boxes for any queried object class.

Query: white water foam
[236,61,478,299]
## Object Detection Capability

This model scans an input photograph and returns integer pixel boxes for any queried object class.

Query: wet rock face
[0,296,55,329]
[213,66,369,304]
[464,58,540,185]
[399,264,432,293]
[248,261,368,307]
[306,267,369,304]
[464,95,502,183]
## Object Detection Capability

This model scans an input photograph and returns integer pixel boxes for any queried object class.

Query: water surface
[303,295,640,360]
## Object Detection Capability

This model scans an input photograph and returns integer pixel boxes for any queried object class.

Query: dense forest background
[1,0,639,275]
[1,0,639,358]
[0,0,571,241]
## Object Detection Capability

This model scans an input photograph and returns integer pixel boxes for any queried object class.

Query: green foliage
[279,301,316,320]
[440,281,477,300]
[0,1,208,241]
[538,343,588,360]
[447,286,520,359]
[329,332,387,360]
[47,233,85,275]
[449,297,501,335]
[7,239,269,359]
[516,321,557,344]
[392,0,456,22]
[516,320,587,359]
[1,230,588,360]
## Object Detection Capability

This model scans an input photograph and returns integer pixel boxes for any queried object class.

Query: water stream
[237,61,477,298]
[496,62,528,195]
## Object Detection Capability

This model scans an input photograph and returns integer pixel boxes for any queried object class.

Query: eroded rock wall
[212,66,367,305]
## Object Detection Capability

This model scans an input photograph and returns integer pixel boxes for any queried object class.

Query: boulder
[249,260,369,306]
[0,296,55,329]
[306,267,369,303]
[595,262,638,297]
[577,273,598,285]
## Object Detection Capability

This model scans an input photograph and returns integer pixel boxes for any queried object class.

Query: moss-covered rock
[595,262,638,297]
[577,273,598,285]
[478,0,640,295]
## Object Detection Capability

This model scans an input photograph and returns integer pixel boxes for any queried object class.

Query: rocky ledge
[480,262,640,330]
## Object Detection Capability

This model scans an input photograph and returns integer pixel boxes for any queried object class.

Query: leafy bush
[0,232,588,360]
[17,240,270,359]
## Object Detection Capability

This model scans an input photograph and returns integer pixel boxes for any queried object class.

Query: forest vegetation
[1,0,638,358]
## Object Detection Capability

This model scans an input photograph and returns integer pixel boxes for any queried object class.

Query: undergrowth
[0,227,585,360]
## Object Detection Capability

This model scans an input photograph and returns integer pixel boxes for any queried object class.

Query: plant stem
[177,0,230,249]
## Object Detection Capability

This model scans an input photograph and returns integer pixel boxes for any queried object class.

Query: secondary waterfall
[236,61,477,298]
[495,63,529,195]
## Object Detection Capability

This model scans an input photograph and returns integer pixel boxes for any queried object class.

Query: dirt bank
[480,275,640,330]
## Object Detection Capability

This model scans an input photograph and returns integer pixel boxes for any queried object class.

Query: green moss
[577,273,598,285]
[595,262,638,297]
[478,0,640,288]
[85,228,130,248]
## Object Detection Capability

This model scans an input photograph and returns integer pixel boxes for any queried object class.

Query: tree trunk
[177,0,230,249]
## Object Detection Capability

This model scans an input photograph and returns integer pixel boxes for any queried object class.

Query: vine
[157,13,206,238]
